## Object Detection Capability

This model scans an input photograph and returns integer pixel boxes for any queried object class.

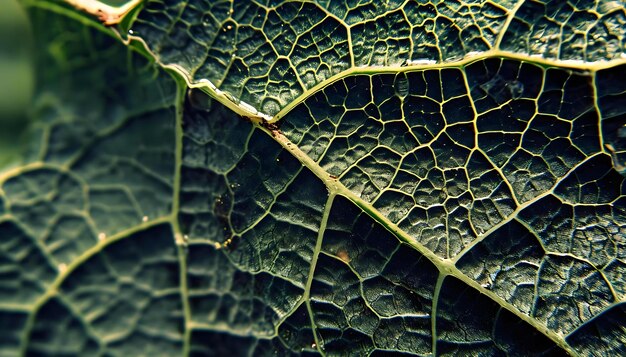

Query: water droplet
[98,232,107,241]
[394,72,409,98]
[58,263,67,273]
[201,14,211,27]
[311,343,317,349]
[128,29,134,35]
[142,216,149,222]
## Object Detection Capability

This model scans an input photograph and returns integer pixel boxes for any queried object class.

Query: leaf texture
[2,0,626,356]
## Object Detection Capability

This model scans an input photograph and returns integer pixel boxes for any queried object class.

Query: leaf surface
[3,0,626,356]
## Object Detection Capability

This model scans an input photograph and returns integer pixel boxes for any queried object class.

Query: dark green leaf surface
[130,0,626,116]
[2,0,626,356]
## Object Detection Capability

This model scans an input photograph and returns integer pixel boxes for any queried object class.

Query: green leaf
[2,0,626,356]
[129,0,626,117]
[0,0,34,167]
[0,4,180,356]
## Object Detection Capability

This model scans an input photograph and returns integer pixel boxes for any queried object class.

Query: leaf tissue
[1,0,625,355]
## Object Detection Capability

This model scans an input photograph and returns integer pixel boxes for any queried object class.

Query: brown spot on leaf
[337,250,350,263]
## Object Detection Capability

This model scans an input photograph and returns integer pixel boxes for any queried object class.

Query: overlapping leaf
[130,0,626,116]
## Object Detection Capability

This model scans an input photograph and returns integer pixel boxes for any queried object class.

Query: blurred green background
[0,0,34,168]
